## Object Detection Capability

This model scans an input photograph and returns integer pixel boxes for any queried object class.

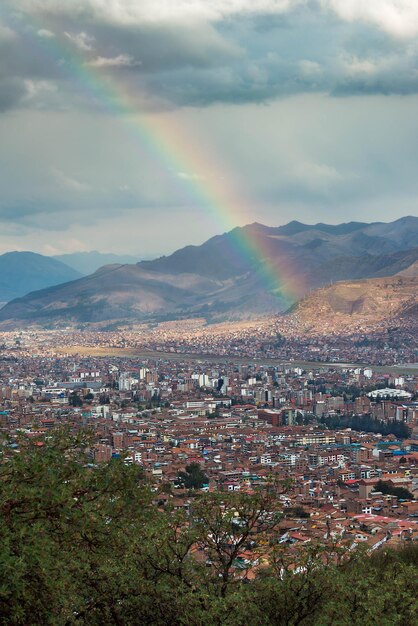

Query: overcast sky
[1,0,418,257]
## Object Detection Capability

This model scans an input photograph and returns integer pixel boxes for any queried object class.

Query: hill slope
[304,246,418,288]
[0,264,230,327]
[139,217,418,295]
[289,275,418,334]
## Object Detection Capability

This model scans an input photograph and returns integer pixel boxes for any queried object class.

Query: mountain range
[0,250,141,304]
[0,216,417,328]
[54,251,139,275]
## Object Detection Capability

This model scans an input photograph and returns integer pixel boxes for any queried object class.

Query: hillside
[0,252,81,302]
[0,265,232,327]
[397,259,418,277]
[304,246,418,288]
[289,274,418,334]
[0,217,417,327]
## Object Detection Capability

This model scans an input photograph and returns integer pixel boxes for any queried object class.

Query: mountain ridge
[0,217,417,328]
[54,251,139,275]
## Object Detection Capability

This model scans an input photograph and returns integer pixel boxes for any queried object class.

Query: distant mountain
[397,259,418,277]
[304,246,418,288]
[0,217,417,328]
[140,229,259,280]
[0,265,231,327]
[142,216,418,280]
[0,252,81,302]
[54,251,139,275]
[274,220,369,237]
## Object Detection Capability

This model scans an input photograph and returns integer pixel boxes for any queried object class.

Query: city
[1,329,417,551]
[2,0,418,622]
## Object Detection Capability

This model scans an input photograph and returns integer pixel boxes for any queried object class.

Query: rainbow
[1,7,306,309]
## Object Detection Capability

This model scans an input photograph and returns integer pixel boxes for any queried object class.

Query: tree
[0,428,152,625]
[68,392,83,407]
[177,463,208,489]
[0,430,417,625]
[373,480,413,500]
[190,490,283,597]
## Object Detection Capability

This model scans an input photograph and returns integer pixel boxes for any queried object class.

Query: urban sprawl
[1,327,418,562]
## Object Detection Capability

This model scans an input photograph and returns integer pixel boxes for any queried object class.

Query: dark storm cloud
[86,22,243,73]
[0,1,417,255]
[0,0,417,112]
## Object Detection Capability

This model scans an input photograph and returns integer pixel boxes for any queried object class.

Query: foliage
[373,479,414,501]
[68,392,83,407]
[285,505,310,518]
[0,430,417,625]
[319,413,410,438]
[0,429,150,624]
[177,463,209,489]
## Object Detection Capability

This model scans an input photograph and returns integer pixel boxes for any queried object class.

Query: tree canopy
[373,479,414,501]
[0,429,417,625]
[177,462,209,489]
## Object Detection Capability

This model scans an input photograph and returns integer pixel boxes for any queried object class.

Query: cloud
[64,31,95,52]
[321,0,418,39]
[0,93,417,254]
[16,0,306,25]
[177,171,204,181]
[0,1,417,259]
[299,60,322,76]
[0,23,17,41]
[41,239,89,255]
[291,160,344,190]
[37,28,55,38]
[87,54,140,68]
[51,169,92,192]
[0,0,417,113]
[344,57,380,76]
[24,79,57,100]
[0,79,28,111]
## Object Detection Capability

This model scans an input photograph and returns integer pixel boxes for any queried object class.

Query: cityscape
[1,328,418,544]
[1,0,418,623]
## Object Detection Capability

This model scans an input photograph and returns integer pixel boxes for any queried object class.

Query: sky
[1,0,418,257]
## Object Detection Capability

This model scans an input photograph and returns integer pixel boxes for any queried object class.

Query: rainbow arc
[1,7,306,308]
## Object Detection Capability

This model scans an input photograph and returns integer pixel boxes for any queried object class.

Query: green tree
[191,490,283,598]
[177,463,209,489]
[373,479,413,500]
[1,430,418,625]
[68,392,83,407]
[0,429,151,625]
